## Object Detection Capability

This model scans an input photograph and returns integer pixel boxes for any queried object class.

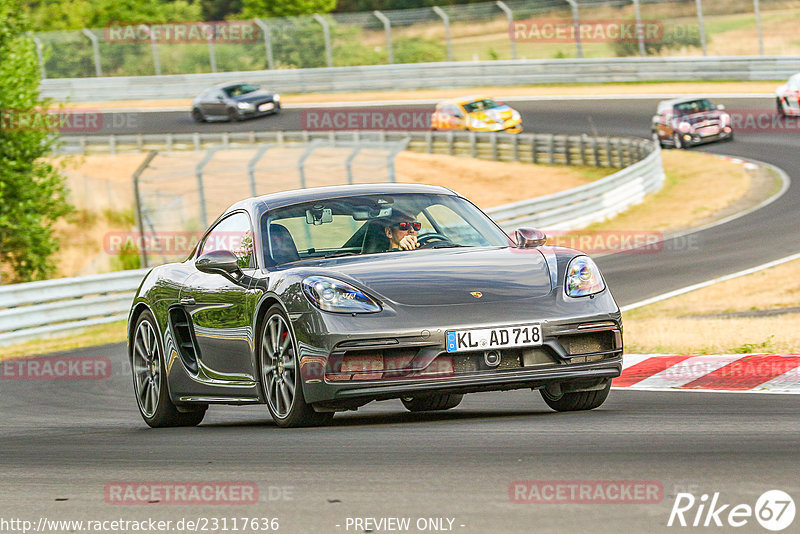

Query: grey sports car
[191,82,280,122]
[127,183,623,428]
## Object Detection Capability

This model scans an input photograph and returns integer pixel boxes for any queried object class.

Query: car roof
[224,183,459,216]
[439,95,492,106]
[657,96,711,107]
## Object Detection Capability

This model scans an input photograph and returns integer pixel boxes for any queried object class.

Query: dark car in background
[191,82,280,122]
[651,97,733,149]
[127,184,623,428]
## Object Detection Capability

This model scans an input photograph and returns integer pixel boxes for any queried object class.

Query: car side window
[200,212,256,269]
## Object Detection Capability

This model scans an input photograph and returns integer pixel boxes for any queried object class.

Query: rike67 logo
[668,490,795,531]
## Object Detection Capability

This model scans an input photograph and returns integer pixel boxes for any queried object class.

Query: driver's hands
[398,234,419,251]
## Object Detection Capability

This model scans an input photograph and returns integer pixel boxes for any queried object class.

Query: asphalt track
[2,98,798,533]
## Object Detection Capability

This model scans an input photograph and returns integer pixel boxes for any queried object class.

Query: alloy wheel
[133,320,161,418]
[261,314,297,419]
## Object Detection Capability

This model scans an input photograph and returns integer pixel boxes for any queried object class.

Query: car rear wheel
[191,107,206,123]
[131,310,206,427]
[777,97,786,116]
[260,305,333,427]
[540,382,611,412]
[401,394,463,412]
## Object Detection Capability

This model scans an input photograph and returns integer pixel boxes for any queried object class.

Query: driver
[382,212,421,251]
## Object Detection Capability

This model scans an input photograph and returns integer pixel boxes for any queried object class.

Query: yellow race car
[431,96,522,133]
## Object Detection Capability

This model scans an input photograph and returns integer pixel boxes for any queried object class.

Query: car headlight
[511,110,521,121]
[273,93,280,102]
[470,117,488,128]
[565,256,605,298]
[678,121,691,133]
[302,276,381,313]
[237,102,254,110]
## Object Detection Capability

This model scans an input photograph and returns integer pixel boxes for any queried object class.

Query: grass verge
[0,321,127,362]
[624,259,800,354]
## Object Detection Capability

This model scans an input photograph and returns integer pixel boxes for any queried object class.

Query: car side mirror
[196,249,242,276]
[515,228,547,248]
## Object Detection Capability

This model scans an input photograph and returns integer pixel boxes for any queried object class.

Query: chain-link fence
[31,0,800,79]
[131,141,406,266]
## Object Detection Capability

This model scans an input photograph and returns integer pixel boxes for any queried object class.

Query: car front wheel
[777,97,786,116]
[672,132,684,149]
[131,310,206,427]
[260,305,333,427]
[540,382,611,412]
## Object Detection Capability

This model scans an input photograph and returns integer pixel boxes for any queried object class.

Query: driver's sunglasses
[395,221,421,232]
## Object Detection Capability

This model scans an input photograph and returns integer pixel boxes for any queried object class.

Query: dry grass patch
[395,152,607,209]
[580,151,751,234]
[624,259,800,354]
[0,321,127,361]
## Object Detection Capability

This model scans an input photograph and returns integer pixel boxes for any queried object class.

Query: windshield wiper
[322,251,361,259]
[428,243,466,249]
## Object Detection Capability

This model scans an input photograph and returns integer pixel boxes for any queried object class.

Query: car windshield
[224,84,259,97]
[259,193,510,266]
[674,99,715,115]
[462,99,500,113]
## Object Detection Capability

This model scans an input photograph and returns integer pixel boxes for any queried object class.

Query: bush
[613,23,702,57]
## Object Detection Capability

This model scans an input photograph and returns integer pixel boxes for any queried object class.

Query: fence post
[512,133,519,161]
[565,0,582,59]
[138,25,161,76]
[248,144,273,196]
[564,136,571,165]
[490,134,498,160]
[345,146,362,184]
[592,137,600,167]
[695,0,708,56]
[31,34,46,79]
[548,134,555,164]
[199,23,217,73]
[531,134,538,164]
[632,0,646,57]
[496,1,517,60]
[131,151,158,269]
[253,19,275,70]
[386,140,407,183]
[298,141,320,189]
[81,29,102,77]
[469,132,477,158]
[432,7,453,62]
[754,0,764,55]
[373,11,393,64]
[313,14,334,68]
[195,147,217,227]
[579,134,587,165]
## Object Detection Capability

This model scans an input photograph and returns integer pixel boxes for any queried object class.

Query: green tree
[241,0,336,18]
[0,0,73,282]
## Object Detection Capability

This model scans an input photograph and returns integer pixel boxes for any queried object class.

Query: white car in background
[776,73,800,116]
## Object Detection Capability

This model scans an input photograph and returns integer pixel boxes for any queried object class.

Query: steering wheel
[416,233,453,249]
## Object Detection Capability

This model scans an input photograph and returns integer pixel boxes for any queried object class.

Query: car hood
[234,89,275,103]
[320,247,552,306]
[676,110,724,126]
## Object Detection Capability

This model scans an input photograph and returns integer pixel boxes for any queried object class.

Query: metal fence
[42,55,800,102]
[30,0,800,80]
[0,269,148,345]
[1,130,662,345]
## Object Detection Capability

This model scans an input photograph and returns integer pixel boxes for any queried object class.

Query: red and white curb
[614,354,800,393]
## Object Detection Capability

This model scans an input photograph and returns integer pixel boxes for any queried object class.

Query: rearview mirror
[515,228,547,248]
[196,249,242,276]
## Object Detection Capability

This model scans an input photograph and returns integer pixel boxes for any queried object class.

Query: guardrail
[0,269,148,346]
[4,130,662,346]
[40,56,800,101]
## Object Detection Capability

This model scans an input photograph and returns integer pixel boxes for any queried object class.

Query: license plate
[445,324,542,353]
[258,102,275,111]
[699,126,719,136]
